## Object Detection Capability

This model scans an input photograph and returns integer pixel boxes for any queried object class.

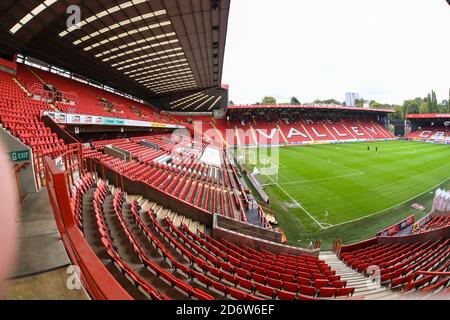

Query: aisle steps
[121,190,207,234]
[320,252,399,300]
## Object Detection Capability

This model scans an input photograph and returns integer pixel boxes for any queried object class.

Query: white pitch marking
[296,152,365,175]
[277,172,365,186]
[260,157,288,169]
[324,176,450,229]
[265,174,325,230]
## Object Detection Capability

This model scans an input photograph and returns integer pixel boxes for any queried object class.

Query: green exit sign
[9,150,31,162]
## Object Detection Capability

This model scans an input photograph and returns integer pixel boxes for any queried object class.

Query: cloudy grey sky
[222,0,450,105]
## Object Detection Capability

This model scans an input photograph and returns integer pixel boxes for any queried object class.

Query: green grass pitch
[240,140,450,249]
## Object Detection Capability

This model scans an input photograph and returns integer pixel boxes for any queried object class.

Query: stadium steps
[249,125,258,144]
[341,121,358,139]
[121,190,207,234]
[81,188,148,300]
[276,124,289,143]
[300,123,315,142]
[230,191,242,219]
[223,190,231,218]
[322,122,338,141]
[12,77,32,97]
[103,194,190,300]
[233,126,242,145]
[24,66,59,111]
[320,252,399,300]
[133,206,224,300]
[210,122,228,147]
[12,74,60,111]
[200,184,208,209]
[28,66,47,85]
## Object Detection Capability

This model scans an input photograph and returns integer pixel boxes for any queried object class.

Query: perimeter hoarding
[376,215,415,237]
[43,111,185,129]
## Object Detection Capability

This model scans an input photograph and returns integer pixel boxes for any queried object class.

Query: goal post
[252,166,279,187]
[231,143,281,186]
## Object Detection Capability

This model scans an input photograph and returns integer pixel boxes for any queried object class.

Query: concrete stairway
[98,179,207,235]
[28,66,47,85]
[117,191,207,234]
[13,77,32,97]
[320,252,399,300]
[25,67,60,111]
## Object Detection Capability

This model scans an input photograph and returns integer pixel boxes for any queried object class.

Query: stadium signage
[411,203,425,211]
[376,215,415,237]
[257,125,383,140]
[43,111,185,129]
[9,150,30,162]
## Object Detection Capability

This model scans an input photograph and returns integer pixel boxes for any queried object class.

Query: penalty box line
[287,150,365,175]
[276,172,365,186]
[325,177,450,230]
[265,175,326,230]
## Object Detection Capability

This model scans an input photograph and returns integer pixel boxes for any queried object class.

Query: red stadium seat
[318,287,337,298]
[313,279,330,289]
[297,277,311,286]
[223,273,237,286]
[255,283,275,299]
[299,285,317,297]
[336,287,355,297]
[252,273,267,285]
[227,287,248,300]
[237,277,255,293]
[277,290,297,300]
[283,282,299,294]
[332,280,347,288]
[267,278,282,289]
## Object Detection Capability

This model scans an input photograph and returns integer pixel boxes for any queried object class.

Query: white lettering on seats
[332,127,348,137]
[366,127,378,136]
[433,132,445,139]
[311,127,327,138]
[351,127,365,136]
[418,131,432,138]
[256,128,277,140]
[287,128,308,139]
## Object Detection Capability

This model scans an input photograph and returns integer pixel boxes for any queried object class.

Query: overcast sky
[221,0,450,105]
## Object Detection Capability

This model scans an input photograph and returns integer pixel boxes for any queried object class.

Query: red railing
[86,157,125,192]
[44,146,132,300]
[31,82,80,106]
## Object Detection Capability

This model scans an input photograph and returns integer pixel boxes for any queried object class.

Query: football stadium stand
[22,64,167,122]
[335,188,450,299]
[412,216,450,234]
[0,0,448,302]
[50,158,449,300]
[406,126,450,143]
[209,105,395,147]
[73,173,357,300]
[0,67,67,188]
[2,53,448,300]
[406,114,450,144]
[338,238,449,296]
